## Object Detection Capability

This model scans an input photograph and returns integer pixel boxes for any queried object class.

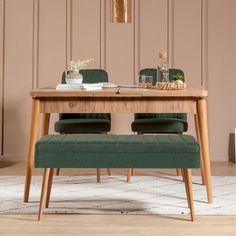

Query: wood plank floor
[0,161,236,236]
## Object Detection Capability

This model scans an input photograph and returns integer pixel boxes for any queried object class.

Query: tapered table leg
[197,98,213,203]
[24,99,40,202]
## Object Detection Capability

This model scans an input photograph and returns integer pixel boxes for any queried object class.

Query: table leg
[194,114,206,185]
[197,98,213,203]
[24,99,40,202]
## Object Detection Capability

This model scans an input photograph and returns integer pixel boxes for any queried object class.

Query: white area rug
[0,176,236,215]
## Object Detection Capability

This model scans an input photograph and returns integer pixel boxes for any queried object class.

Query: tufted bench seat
[35,134,200,221]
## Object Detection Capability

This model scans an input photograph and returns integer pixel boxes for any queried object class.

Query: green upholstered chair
[54,69,111,181]
[128,68,188,181]
[132,68,187,134]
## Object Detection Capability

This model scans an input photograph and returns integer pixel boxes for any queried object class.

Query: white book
[56,83,103,91]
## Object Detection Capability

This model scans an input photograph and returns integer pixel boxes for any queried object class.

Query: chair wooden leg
[127,168,132,182]
[46,168,54,208]
[183,169,195,221]
[131,168,135,176]
[97,168,101,183]
[56,168,60,176]
[38,168,50,221]
[176,169,181,176]
[107,168,111,176]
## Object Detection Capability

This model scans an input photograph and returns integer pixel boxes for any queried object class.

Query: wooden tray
[155,82,186,90]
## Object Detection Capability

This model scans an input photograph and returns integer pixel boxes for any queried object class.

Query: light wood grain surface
[30,86,208,98]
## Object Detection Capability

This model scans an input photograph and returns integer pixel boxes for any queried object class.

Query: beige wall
[0,0,235,162]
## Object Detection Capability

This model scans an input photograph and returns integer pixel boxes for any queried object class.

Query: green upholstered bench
[35,134,200,221]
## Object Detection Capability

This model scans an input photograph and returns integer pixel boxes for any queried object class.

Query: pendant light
[111,0,132,23]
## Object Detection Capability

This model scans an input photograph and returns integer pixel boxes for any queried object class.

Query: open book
[56,83,103,91]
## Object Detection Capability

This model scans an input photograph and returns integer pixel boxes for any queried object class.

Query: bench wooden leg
[183,169,195,221]
[181,169,190,208]
[46,168,54,208]
[38,168,50,221]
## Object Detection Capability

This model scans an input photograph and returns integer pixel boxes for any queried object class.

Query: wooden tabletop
[30,86,207,98]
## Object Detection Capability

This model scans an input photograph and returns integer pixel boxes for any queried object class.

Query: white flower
[69,58,94,70]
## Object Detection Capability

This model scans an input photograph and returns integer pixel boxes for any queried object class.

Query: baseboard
[0,155,26,162]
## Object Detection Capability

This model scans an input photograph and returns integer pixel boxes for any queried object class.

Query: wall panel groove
[201,0,208,88]
[66,0,72,68]
[100,0,106,69]
[168,0,174,67]
[32,0,39,89]
[134,0,140,81]
[0,0,5,155]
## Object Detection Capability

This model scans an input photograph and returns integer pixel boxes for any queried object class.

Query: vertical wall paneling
[171,0,202,138]
[0,0,5,155]
[32,0,39,89]
[1,0,236,162]
[37,0,67,135]
[4,0,33,156]
[172,0,202,86]
[168,0,174,67]
[134,0,140,81]
[139,0,167,70]
[66,0,72,68]
[207,0,236,161]
[201,0,208,88]
[100,0,106,69]
[38,0,67,88]
[72,0,100,68]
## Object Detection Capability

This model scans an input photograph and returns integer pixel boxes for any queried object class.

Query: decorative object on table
[172,73,184,83]
[111,0,132,23]
[137,75,153,88]
[65,58,93,85]
[158,52,169,83]
[156,81,186,90]
[156,58,186,90]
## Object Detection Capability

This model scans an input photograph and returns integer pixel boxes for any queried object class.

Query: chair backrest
[60,69,110,120]
[62,69,109,84]
[139,68,185,84]
[135,68,187,123]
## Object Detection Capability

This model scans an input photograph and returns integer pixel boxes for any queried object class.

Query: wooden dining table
[24,86,212,204]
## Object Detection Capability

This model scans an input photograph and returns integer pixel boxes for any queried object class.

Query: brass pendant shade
[111,0,132,23]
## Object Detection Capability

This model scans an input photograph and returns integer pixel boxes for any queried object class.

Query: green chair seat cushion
[131,118,188,133]
[54,118,111,133]
[35,134,200,169]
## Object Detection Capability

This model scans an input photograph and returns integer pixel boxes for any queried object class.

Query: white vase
[65,69,83,84]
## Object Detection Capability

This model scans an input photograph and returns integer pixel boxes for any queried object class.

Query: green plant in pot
[172,73,184,84]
